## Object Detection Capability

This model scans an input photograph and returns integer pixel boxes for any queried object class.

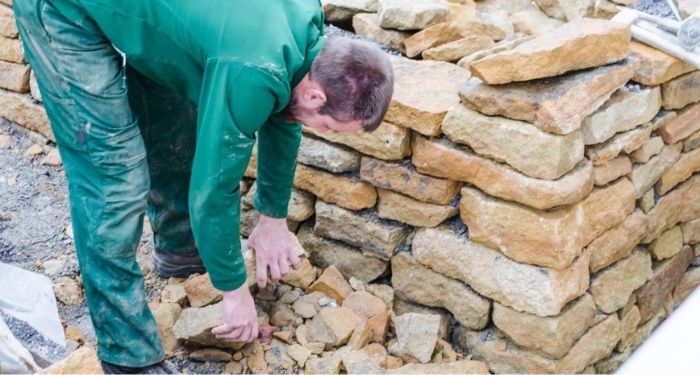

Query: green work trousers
[14,0,198,367]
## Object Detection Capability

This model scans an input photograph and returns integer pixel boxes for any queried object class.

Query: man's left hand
[247,214,301,288]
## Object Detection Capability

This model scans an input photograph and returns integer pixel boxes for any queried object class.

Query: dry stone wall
[2,0,700,373]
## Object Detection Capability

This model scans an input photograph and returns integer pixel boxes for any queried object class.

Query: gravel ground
[636,0,677,17]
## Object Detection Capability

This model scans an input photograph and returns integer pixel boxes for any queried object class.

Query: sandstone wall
[2,0,700,373]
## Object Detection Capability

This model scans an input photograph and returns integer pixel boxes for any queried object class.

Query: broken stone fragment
[378,0,449,31]
[189,348,232,362]
[388,313,440,363]
[183,273,222,308]
[307,265,354,304]
[307,307,362,347]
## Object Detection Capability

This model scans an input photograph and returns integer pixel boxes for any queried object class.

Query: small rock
[272,330,294,344]
[280,289,301,304]
[366,284,394,310]
[292,299,318,319]
[183,273,222,308]
[39,346,101,373]
[435,339,458,362]
[264,339,296,371]
[41,148,62,166]
[342,291,387,319]
[0,134,12,149]
[223,360,242,374]
[308,307,362,347]
[305,353,343,375]
[342,349,385,374]
[25,144,43,157]
[287,344,312,367]
[161,284,187,305]
[388,313,440,363]
[151,302,183,355]
[296,325,310,346]
[242,341,267,374]
[386,355,404,369]
[307,265,353,304]
[363,343,388,367]
[189,348,233,362]
[232,352,243,361]
[53,277,82,305]
[349,277,366,291]
[282,258,317,289]
[42,258,65,276]
[306,342,326,354]
[64,325,84,343]
[270,301,297,327]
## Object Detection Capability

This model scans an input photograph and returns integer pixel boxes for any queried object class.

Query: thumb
[212,323,235,335]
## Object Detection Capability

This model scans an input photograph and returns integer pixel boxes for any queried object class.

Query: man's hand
[247,214,301,288]
[211,285,258,342]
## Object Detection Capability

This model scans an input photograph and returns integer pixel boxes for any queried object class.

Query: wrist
[257,214,286,226]
[224,283,252,300]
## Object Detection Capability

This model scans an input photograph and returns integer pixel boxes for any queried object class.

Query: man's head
[286,36,394,133]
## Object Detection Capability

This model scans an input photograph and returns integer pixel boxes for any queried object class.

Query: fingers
[256,258,268,288]
[214,325,245,341]
[278,257,290,277]
[211,323,235,336]
[289,250,302,270]
[268,262,282,283]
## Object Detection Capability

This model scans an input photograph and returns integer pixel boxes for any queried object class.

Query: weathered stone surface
[161,284,187,305]
[304,121,411,160]
[392,252,490,329]
[0,36,23,63]
[587,124,652,167]
[492,294,596,359]
[593,156,631,186]
[617,304,641,352]
[631,136,664,163]
[460,178,635,269]
[658,101,700,144]
[40,347,102,374]
[535,0,595,21]
[298,135,361,173]
[644,175,700,242]
[403,22,466,58]
[591,249,652,313]
[389,313,440,363]
[630,143,682,198]
[386,360,490,374]
[636,246,694,322]
[510,9,564,36]
[630,42,695,86]
[342,291,387,320]
[442,105,583,180]
[658,146,700,195]
[682,218,700,244]
[0,5,18,38]
[360,157,461,205]
[0,91,52,141]
[352,13,410,53]
[588,209,649,272]
[650,226,684,261]
[152,303,183,355]
[53,277,82,305]
[386,55,469,136]
[422,35,494,62]
[190,348,233,362]
[0,61,29,93]
[392,299,451,339]
[305,353,343,374]
[640,187,655,213]
[581,86,661,145]
[297,224,388,283]
[460,58,639,135]
[314,201,411,259]
[173,302,243,349]
[323,0,378,22]
[377,189,457,227]
[413,226,590,316]
[457,35,536,69]
[309,307,362,346]
[673,266,700,306]
[183,273,222,308]
[662,71,700,110]
[684,130,700,151]
[29,71,42,103]
[295,164,376,211]
[378,0,448,30]
[287,344,312,367]
[412,136,594,210]
[556,315,621,374]
[341,349,385,374]
[308,265,354,304]
[244,184,313,223]
[471,18,629,84]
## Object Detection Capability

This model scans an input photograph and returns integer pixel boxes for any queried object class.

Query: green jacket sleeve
[253,115,302,218]
[189,60,280,291]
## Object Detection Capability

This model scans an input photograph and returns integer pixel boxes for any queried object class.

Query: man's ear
[301,86,327,110]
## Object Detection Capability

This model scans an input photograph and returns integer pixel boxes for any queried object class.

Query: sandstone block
[341,349,385,374]
[314,201,411,259]
[442,104,584,180]
[631,136,664,163]
[422,35,494,62]
[457,35,536,69]
[352,13,410,53]
[588,209,649,272]
[460,178,635,269]
[360,157,461,204]
[308,265,354,304]
[0,5,18,38]
[650,226,684,261]
[323,0,378,22]
[389,313,440,363]
[684,130,700,151]
[305,353,343,374]
[308,307,362,347]
[0,36,23,63]
[510,9,564,36]
[183,273,222,308]
[403,22,465,58]
[636,246,693,322]
[173,302,243,349]
[298,135,361,173]
[617,304,641,352]
[555,315,621,374]
[161,284,187,305]
[590,249,652,313]
[40,347,102,374]
[190,348,232,362]
[0,90,52,140]
[658,101,700,144]
[682,218,700,244]
[0,61,29,93]
[630,143,682,198]
[673,266,700,306]
[658,146,700,195]
[304,121,411,160]
[535,0,595,21]
[593,156,631,186]
[386,55,469,136]
[492,294,596,359]
[630,42,695,86]
[152,303,182,355]
[662,71,700,110]
[460,58,639,135]
[376,189,458,227]
[413,226,590,316]
[586,123,653,166]
[378,0,448,30]
[644,175,700,242]
[297,224,388,282]
[392,252,490,329]
[412,135,594,210]
[471,18,629,84]
[342,291,387,319]
[581,86,661,145]
[295,164,376,211]
[386,360,489,374]
[243,184,314,222]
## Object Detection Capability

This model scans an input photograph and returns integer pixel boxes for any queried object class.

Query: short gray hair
[310,36,394,132]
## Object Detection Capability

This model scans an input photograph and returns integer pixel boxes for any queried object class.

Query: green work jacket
[52,0,326,291]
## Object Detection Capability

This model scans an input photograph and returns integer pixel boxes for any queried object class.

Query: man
[13,0,394,373]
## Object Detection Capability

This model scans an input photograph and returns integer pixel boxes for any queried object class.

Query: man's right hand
[211,284,259,343]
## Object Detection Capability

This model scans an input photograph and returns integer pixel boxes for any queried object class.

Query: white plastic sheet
[0,317,41,373]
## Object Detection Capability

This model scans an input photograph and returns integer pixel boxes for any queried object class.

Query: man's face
[299,112,363,134]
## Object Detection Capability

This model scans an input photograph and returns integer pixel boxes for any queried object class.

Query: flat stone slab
[323,0,378,22]
[629,41,695,86]
[294,164,377,211]
[304,121,411,161]
[378,0,448,31]
[353,13,410,53]
[590,249,652,313]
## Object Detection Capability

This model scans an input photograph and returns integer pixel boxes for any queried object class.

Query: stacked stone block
[2,2,700,374]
